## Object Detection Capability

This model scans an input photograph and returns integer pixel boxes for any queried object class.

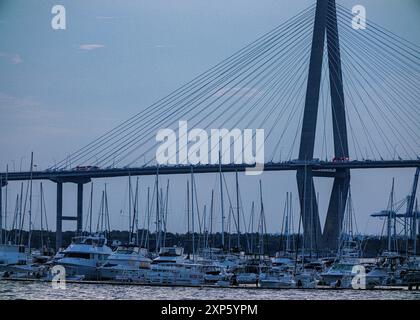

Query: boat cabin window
[72,236,105,247]
[116,246,139,254]
[64,252,91,259]
[159,247,183,256]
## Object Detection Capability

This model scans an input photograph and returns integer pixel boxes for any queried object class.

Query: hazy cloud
[79,44,105,51]
[96,16,117,20]
[0,52,23,64]
[154,44,176,49]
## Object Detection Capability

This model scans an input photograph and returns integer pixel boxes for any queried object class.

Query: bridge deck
[1,160,419,183]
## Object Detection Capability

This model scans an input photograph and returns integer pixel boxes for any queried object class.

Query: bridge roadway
[1,159,420,183]
[1,159,419,250]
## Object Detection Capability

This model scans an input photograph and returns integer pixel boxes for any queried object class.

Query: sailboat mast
[155,168,160,253]
[18,182,24,244]
[4,165,8,243]
[163,179,169,247]
[285,192,290,252]
[89,183,93,234]
[40,183,44,250]
[219,152,225,250]
[250,201,255,253]
[235,170,240,249]
[134,178,139,245]
[128,176,132,242]
[210,189,214,249]
[191,167,195,261]
[28,152,34,252]
[388,179,395,252]
[414,200,418,255]
[259,180,264,255]
[0,175,3,245]
[146,186,150,249]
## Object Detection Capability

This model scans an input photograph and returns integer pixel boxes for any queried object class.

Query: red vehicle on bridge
[332,156,349,162]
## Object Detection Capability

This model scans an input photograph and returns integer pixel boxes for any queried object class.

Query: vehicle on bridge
[332,156,350,162]
[74,165,100,171]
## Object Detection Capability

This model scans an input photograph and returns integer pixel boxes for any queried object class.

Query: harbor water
[1,281,420,300]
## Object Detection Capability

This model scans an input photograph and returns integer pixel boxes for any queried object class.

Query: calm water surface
[1,280,420,300]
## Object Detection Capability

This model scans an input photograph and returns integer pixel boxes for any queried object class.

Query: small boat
[259,270,296,289]
[99,244,151,280]
[0,244,28,272]
[54,234,112,280]
[146,262,205,286]
[320,260,360,288]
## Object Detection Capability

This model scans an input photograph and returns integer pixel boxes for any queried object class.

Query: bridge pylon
[297,0,350,251]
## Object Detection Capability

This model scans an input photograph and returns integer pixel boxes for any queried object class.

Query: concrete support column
[0,178,3,245]
[77,183,83,233]
[56,182,63,250]
[323,170,350,249]
[297,167,322,252]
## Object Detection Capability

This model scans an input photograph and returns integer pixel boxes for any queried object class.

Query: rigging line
[253,42,311,134]
[339,61,394,159]
[228,40,312,163]
[225,40,313,163]
[286,92,306,161]
[136,23,315,167]
[339,60,383,159]
[231,38,313,132]
[320,54,329,160]
[337,46,419,157]
[332,18,420,87]
[331,12,420,116]
[63,9,316,168]
[332,57,416,160]
[333,9,420,76]
[335,26,420,132]
[269,73,309,162]
[102,25,312,169]
[266,54,312,161]
[116,20,316,167]
[335,4,420,57]
[334,6,420,68]
[328,10,416,160]
[324,19,349,159]
[323,21,413,158]
[343,53,420,144]
[346,103,363,160]
[52,5,316,169]
[222,174,239,234]
[195,33,312,146]
[99,18,315,167]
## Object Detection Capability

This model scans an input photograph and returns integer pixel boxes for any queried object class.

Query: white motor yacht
[320,259,360,288]
[99,244,151,280]
[54,235,112,280]
[259,269,296,289]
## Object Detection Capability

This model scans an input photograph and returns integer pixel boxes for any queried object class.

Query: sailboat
[320,187,364,288]
[258,183,297,288]
[53,185,113,280]
[99,178,152,280]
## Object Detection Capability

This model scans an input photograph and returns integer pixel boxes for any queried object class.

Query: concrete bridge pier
[54,178,90,251]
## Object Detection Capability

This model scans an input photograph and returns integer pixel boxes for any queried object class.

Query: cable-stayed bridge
[0,0,419,251]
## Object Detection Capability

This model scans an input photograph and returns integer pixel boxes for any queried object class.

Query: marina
[1,279,420,300]
[1,0,420,302]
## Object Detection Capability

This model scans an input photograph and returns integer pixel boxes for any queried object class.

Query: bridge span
[1,160,420,183]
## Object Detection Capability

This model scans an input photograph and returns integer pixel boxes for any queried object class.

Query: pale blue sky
[0,0,419,235]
